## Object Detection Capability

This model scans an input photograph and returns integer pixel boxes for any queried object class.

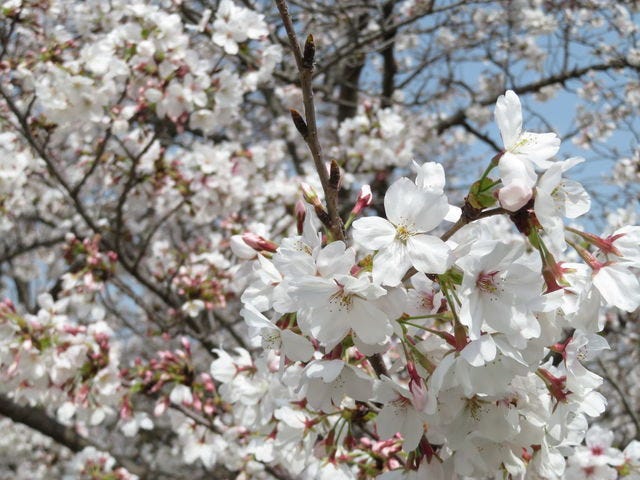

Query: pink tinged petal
[406,235,451,274]
[352,216,396,250]
[498,180,533,212]
[514,132,560,167]
[592,264,640,312]
[372,240,412,286]
[350,298,392,345]
[495,90,523,149]
[280,329,313,362]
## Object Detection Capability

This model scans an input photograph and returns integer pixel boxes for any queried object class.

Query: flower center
[476,271,500,293]
[395,224,413,242]
[329,290,354,312]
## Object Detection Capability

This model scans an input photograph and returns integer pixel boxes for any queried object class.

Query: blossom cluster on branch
[0,0,639,478]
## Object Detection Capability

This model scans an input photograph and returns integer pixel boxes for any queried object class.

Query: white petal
[305,359,344,383]
[350,298,392,345]
[281,329,314,362]
[495,90,523,149]
[241,303,276,331]
[499,152,537,188]
[513,131,560,167]
[316,241,354,277]
[352,216,396,250]
[561,180,590,218]
[400,406,424,451]
[406,235,451,274]
[414,161,446,193]
[288,277,336,307]
[444,204,462,222]
[372,241,412,286]
[413,192,449,232]
[460,335,497,366]
[593,264,640,312]
[384,177,418,225]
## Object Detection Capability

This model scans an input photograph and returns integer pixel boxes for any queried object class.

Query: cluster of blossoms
[565,426,640,480]
[227,90,640,478]
[0,294,122,421]
[332,102,415,171]
[1,0,640,478]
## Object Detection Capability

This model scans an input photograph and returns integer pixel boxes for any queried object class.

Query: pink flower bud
[300,182,321,207]
[498,180,532,212]
[241,232,278,253]
[352,185,372,215]
[154,397,169,416]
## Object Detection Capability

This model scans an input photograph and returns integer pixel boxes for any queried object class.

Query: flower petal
[352,216,396,251]
[495,90,523,149]
[406,235,451,274]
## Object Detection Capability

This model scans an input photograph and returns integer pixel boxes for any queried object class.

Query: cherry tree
[0,0,639,478]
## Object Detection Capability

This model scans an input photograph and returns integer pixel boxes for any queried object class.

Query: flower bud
[352,185,372,215]
[241,232,278,253]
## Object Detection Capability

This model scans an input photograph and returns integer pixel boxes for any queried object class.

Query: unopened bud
[295,200,306,234]
[329,160,341,190]
[302,34,315,70]
[241,232,278,253]
[290,108,308,138]
[300,182,321,206]
[352,185,372,215]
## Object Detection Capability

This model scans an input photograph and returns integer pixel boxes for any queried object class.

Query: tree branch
[274,0,344,241]
[0,394,149,478]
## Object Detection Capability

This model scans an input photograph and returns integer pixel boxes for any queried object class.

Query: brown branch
[597,358,640,440]
[0,86,221,354]
[274,0,344,241]
[380,0,401,109]
[0,394,149,478]
[436,59,628,134]
[0,235,65,263]
[336,12,369,123]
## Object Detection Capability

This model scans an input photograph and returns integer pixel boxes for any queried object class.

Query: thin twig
[274,0,344,240]
[597,358,640,440]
